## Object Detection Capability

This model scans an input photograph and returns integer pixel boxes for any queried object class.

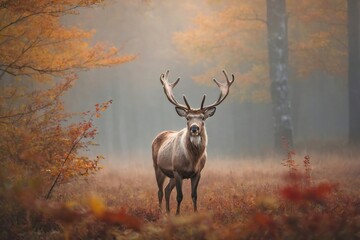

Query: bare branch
[0,6,81,33]
[0,78,74,123]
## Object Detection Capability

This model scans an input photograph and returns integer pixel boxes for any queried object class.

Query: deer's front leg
[191,173,201,212]
[165,178,175,213]
[174,171,183,215]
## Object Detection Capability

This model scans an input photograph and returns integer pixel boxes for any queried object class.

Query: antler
[201,70,235,110]
[160,70,191,110]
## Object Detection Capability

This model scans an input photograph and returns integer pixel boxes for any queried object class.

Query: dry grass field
[1,151,360,239]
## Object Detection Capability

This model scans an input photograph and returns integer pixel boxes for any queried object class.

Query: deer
[152,70,235,215]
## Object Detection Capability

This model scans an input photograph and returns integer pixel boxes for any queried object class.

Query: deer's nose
[190,125,199,134]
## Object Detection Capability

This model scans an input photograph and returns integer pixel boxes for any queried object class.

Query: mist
[62,1,348,162]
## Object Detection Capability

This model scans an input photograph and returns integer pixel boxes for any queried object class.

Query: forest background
[0,0,359,239]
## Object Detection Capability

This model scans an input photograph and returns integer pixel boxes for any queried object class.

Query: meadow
[3,150,358,239]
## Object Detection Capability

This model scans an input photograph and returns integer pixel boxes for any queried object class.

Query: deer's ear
[175,107,188,117]
[204,107,216,119]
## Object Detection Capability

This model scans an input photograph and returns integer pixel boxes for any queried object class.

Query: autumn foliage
[0,0,135,81]
[173,0,346,102]
[0,0,134,189]
[0,1,135,237]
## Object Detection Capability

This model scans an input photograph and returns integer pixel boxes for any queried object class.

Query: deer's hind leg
[154,166,166,210]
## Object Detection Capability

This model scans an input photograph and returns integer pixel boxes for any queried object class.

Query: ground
[52,151,360,239]
[2,151,360,239]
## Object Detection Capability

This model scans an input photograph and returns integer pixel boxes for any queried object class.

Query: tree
[266,0,293,150]
[173,0,347,151]
[348,0,360,145]
[0,0,135,197]
[0,0,134,81]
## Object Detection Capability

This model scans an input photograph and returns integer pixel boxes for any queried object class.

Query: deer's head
[160,70,234,136]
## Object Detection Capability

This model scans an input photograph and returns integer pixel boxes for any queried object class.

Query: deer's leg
[155,166,166,210]
[174,171,183,215]
[191,173,201,212]
[164,178,176,213]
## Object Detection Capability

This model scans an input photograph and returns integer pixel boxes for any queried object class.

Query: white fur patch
[190,136,201,146]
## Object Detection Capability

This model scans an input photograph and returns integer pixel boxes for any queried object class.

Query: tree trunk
[348,0,360,145]
[266,0,294,152]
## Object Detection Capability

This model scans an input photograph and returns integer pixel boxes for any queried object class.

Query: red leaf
[305,183,334,202]
[98,209,143,231]
[280,186,303,202]
[254,213,275,228]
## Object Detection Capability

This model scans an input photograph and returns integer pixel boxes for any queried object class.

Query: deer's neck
[184,127,207,159]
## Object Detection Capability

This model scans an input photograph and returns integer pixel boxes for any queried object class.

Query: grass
[1,151,360,239]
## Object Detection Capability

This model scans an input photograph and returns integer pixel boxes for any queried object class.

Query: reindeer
[152,70,234,214]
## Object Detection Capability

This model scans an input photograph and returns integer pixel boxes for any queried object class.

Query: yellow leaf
[88,195,105,217]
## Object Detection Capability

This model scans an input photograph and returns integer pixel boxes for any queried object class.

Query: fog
[63,1,348,162]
